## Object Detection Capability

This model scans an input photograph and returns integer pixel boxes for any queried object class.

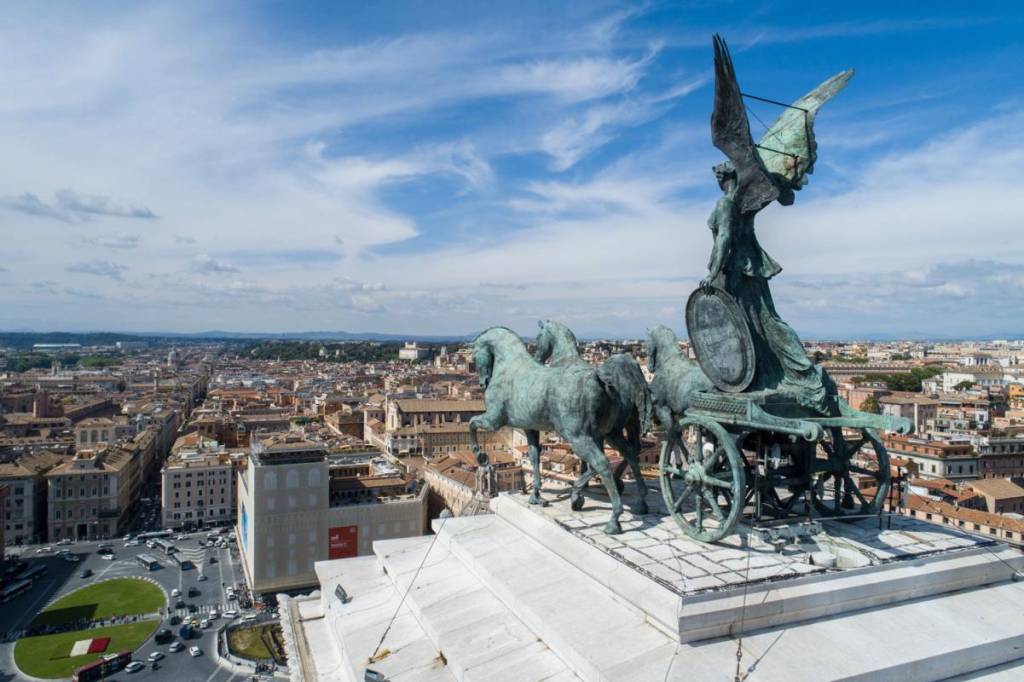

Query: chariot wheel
[660,416,745,543]
[811,427,890,518]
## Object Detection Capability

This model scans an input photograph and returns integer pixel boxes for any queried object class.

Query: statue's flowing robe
[709,193,828,412]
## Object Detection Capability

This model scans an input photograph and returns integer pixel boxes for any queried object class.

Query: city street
[0,530,257,682]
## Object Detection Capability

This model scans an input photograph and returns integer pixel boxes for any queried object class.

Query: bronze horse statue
[534,320,652,513]
[470,326,650,534]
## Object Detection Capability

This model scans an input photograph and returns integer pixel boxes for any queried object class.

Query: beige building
[237,433,427,594]
[385,398,484,432]
[46,445,140,541]
[387,422,512,458]
[0,451,63,544]
[161,439,238,530]
[75,417,138,450]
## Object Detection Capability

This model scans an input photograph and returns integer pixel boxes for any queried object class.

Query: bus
[137,530,172,540]
[136,554,161,571]
[153,538,177,555]
[0,580,31,603]
[17,565,47,584]
[71,651,131,682]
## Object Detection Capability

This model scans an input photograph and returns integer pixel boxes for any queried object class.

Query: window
[264,471,277,490]
[286,470,299,489]
[308,468,321,487]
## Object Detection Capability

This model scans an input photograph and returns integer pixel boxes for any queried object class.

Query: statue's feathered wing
[711,33,854,210]
[711,34,778,213]
[756,69,853,204]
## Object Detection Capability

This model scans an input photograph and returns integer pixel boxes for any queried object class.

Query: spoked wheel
[811,427,890,518]
[660,416,745,543]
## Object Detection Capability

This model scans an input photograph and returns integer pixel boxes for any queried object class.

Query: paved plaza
[0,530,263,682]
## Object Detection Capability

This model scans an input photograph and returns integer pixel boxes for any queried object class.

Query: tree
[860,395,881,414]
[953,380,975,392]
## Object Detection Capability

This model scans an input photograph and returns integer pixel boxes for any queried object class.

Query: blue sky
[1,1,1023,339]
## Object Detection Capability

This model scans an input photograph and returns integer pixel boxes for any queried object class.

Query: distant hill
[0,329,476,349]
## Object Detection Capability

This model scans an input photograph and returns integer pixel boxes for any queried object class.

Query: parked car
[189,646,202,657]
[125,661,145,673]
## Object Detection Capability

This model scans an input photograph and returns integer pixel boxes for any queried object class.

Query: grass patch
[31,578,165,627]
[227,623,284,663]
[14,619,158,679]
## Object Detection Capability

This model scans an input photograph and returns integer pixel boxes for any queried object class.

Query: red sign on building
[328,525,358,559]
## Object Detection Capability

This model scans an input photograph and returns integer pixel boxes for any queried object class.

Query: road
[0,530,257,682]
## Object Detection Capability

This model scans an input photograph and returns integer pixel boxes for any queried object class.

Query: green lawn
[31,578,165,627]
[227,624,273,660]
[227,623,286,664]
[14,619,158,679]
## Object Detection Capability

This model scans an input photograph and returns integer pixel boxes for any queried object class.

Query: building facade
[161,441,237,530]
[237,433,427,594]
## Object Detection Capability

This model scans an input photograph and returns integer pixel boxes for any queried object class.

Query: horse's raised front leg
[573,437,623,535]
[525,429,547,506]
[469,409,504,467]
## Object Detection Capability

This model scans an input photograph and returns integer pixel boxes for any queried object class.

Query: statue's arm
[703,199,733,287]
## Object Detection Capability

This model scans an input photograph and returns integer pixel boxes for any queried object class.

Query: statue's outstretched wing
[711,34,778,213]
[756,69,853,204]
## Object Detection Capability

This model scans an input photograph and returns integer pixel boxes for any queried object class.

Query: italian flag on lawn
[70,637,110,657]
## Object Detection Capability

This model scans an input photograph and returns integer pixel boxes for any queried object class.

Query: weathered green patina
[698,34,853,412]
[469,326,649,534]
[534,320,652,508]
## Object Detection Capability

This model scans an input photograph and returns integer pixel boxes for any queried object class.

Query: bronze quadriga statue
[646,35,912,542]
[470,35,913,543]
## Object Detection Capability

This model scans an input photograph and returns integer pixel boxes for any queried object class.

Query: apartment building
[237,433,426,593]
[161,438,238,530]
[46,445,139,541]
[883,434,979,481]
[385,398,485,432]
[0,451,64,544]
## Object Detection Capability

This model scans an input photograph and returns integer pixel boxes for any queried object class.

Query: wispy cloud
[65,260,128,281]
[0,189,156,223]
[76,232,140,249]
[191,254,239,274]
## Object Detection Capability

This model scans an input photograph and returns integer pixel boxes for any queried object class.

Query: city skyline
[2,2,1023,338]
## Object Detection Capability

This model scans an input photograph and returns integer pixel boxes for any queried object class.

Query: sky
[1,1,1023,340]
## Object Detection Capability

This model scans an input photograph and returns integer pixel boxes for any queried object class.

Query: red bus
[71,651,131,682]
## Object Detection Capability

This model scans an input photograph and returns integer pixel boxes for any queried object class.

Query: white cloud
[65,260,128,281]
[191,254,239,274]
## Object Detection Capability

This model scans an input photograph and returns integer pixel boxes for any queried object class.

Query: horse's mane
[540,320,578,346]
[649,325,685,361]
[474,326,529,354]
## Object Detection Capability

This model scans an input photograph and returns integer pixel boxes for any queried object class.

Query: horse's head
[534,319,553,363]
[472,326,524,389]
[646,325,678,374]
[472,338,495,389]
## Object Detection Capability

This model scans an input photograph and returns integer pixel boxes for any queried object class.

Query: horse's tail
[598,354,653,435]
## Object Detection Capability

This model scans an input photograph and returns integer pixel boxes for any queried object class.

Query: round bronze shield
[685,287,755,393]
